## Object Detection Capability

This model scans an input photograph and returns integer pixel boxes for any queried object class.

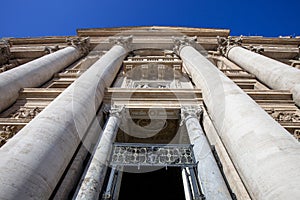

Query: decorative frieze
[110,143,196,167]
[269,109,300,122]
[0,125,21,147]
[10,107,41,119]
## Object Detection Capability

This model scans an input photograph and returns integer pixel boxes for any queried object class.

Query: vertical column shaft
[0,36,132,200]
[226,45,300,106]
[52,111,104,199]
[174,37,300,200]
[181,106,231,199]
[0,43,86,112]
[74,106,123,200]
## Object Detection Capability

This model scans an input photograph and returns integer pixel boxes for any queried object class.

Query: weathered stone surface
[74,106,123,200]
[181,105,231,199]
[176,41,300,200]
[0,46,82,112]
[0,40,129,199]
[226,46,300,107]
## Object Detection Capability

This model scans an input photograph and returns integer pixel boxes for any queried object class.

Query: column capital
[0,39,11,65]
[180,105,202,125]
[172,36,197,55]
[66,37,90,56]
[109,35,133,52]
[108,105,125,119]
[217,36,243,56]
[44,45,59,54]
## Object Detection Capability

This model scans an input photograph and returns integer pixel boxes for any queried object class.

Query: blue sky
[1,0,300,38]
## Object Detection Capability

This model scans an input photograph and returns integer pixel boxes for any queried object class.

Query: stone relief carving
[0,39,11,66]
[248,45,264,54]
[180,105,202,126]
[110,143,195,167]
[135,82,169,89]
[217,36,243,56]
[172,36,197,55]
[269,109,300,122]
[44,45,59,54]
[66,37,90,56]
[0,64,11,73]
[10,107,41,119]
[0,125,18,147]
[109,105,125,119]
[0,58,28,73]
[108,35,133,52]
[293,129,300,141]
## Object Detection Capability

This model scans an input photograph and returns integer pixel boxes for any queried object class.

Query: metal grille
[110,143,196,167]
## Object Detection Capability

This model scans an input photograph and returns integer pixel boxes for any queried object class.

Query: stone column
[174,36,300,200]
[74,105,123,200]
[218,36,300,107]
[180,105,231,199]
[0,37,89,112]
[0,36,132,200]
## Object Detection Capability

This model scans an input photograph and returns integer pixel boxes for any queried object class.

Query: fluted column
[174,36,300,200]
[74,105,123,200]
[0,37,89,112]
[219,37,300,107]
[181,105,231,200]
[0,36,132,200]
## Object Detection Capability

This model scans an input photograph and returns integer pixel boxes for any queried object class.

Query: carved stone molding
[293,129,300,141]
[10,107,41,119]
[217,36,243,56]
[269,110,300,122]
[180,105,202,126]
[0,40,11,66]
[0,64,12,73]
[108,35,133,52]
[110,143,196,167]
[66,37,90,56]
[0,125,20,147]
[172,36,197,55]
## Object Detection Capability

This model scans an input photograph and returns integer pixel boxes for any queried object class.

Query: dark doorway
[118,167,185,200]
